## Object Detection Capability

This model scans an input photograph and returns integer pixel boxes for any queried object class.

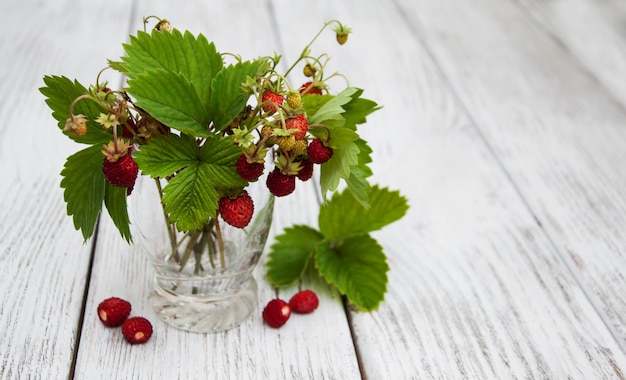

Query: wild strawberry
[262,90,284,115]
[236,154,264,181]
[120,118,138,139]
[97,297,131,327]
[102,154,138,189]
[219,191,254,228]
[288,290,319,314]
[285,114,308,140]
[262,299,291,328]
[299,81,323,96]
[63,114,88,137]
[307,138,334,164]
[122,317,153,344]
[303,63,316,77]
[286,91,302,109]
[291,139,308,156]
[266,167,296,197]
[276,135,296,152]
[296,159,314,182]
[333,24,352,45]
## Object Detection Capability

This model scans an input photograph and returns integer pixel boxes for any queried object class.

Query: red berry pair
[262,289,319,328]
[97,297,153,344]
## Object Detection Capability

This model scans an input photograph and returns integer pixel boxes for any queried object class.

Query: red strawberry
[296,159,314,182]
[299,81,323,96]
[307,138,334,164]
[219,191,254,228]
[288,290,319,314]
[262,90,284,115]
[102,154,138,189]
[120,118,138,139]
[97,297,131,327]
[122,316,153,344]
[236,154,264,181]
[285,114,308,140]
[266,167,296,197]
[262,299,291,328]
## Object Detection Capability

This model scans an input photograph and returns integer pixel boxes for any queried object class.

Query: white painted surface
[1,0,625,378]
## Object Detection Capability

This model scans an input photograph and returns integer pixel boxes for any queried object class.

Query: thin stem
[214,217,226,268]
[154,178,180,263]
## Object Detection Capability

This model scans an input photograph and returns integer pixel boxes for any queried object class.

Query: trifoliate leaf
[161,163,218,232]
[210,59,267,131]
[104,183,131,243]
[157,135,245,232]
[266,225,324,286]
[198,136,248,188]
[40,76,111,144]
[122,29,223,108]
[127,69,211,137]
[134,133,199,178]
[60,145,106,241]
[315,234,389,311]
[319,186,409,241]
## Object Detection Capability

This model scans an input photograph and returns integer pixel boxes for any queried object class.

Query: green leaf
[104,183,132,242]
[342,90,381,130]
[344,138,373,207]
[307,87,358,126]
[126,69,211,137]
[122,30,223,108]
[210,59,267,131]
[319,127,360,197]
[157,135,245,231]
[134,133,199,178]
[315,235,389,311]
[161,163,218,232]
[60,145,106,241]
[40,76,111,144]
[198,136,248,189]
[266,225,324,286]
[319,186,409,241]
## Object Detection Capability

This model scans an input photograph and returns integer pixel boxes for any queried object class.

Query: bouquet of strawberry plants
[40,17,408,311]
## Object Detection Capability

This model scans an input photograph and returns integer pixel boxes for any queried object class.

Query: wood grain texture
[71,1,361,378]
[400,0,626,351]
[3,0,626,378]
[517,0,626,107]
[268,0,626,377]
[0,1,129,378]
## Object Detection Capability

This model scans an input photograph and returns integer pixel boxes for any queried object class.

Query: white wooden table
[2,0,626,378]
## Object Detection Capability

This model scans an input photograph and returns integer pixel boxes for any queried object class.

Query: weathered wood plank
[71,1,361,378]
[517,0,626,107]
[269,0,626,377]
[0,1,129,379]
[399,0,626,350]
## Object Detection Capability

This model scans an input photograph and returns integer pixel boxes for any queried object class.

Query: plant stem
[214,217,226,268]
[154,178,181,263]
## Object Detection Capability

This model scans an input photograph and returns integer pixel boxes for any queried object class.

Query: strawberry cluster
[97,297,153,344]
[262,289,319,328]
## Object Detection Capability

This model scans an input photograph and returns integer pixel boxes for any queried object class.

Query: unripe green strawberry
[291,139,308,156]
[303,63,316,77]
[286,92,302,109]
[276,135,296,152]
[285,114,308,140]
